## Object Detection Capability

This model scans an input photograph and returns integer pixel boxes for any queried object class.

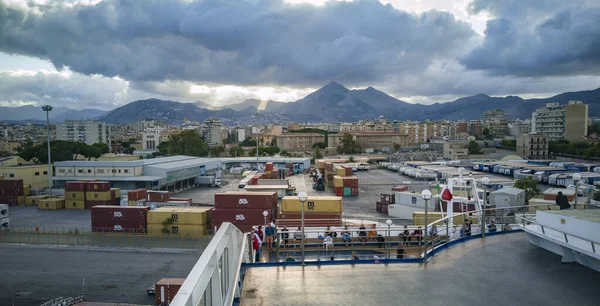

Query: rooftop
[547,209,600,223]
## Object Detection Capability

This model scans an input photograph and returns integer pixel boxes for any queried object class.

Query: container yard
[91,205,149,233]
[147,207,212,236]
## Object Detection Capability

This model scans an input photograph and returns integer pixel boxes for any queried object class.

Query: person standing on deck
[358,224,367,246]
[556,191,571,210]
[265,222,275,251]
[251,228,262,262]
[258,225,264,243]
[281,226,289,247]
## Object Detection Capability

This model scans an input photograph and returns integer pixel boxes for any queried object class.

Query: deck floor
[241,233,600,306]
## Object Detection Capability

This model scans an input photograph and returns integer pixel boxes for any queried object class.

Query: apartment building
[516,133,548,159]
[483,109,509,137]
[468,119,483,138]
[400,122,447,144]
[203,118,224,146]
[510,120,532,137]
[533,101,588,142]
[56,120,111,146]
[277,133,325,152]
[328,132,409,152]
[443,141,469,160]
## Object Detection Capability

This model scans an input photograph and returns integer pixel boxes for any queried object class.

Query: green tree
[240,137,257,147]
[270,138,277,147]
[347,156,356,163]
[91,142,110,155]
[210,146,225,157]
[157,141,169,156]
[280,151,291,157]
[393,143,401,151]
[312,142,327,149]
[168,130,209,157]
[337,133,361,154]
[314,146,323,160]
[229,145,245,157]
[500,139,516,147]
[482,128,492,139]
[514,177,540,203]
[123,147,135,154]
[468,140,483,155]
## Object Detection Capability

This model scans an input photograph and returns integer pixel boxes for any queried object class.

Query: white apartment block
[203,118,224,146]
[533,101,588,142]
[56,120,111,146]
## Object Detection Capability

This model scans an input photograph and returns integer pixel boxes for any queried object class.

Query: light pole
[297,191,308,266]
[421,189,432,259]
[481,177,490,237]
[573,173,581,208]
[263,210,269,231]
[386,219,392,259]
[42,105,53,196]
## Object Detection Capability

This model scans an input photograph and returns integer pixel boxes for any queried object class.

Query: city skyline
[1,0,599,110]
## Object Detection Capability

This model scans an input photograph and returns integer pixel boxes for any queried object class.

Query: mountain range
[1,82,599,124]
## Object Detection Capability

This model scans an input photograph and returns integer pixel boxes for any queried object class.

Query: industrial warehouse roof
[55,156,310,168]
[54,155,198,167]
[490,187,525,196]
[52,175,163,181]
[145,158,219,171]
[220,157,310,163]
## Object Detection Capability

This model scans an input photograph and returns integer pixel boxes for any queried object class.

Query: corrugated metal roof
[52,175,162,181]
[491,187,524,195]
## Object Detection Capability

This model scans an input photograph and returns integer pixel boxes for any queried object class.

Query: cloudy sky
[1,0,599,110]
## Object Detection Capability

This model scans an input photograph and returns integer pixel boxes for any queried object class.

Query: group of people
[251,223,277,262]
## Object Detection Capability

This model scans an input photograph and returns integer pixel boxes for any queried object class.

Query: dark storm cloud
[462,0,600,76]
[0,0,475,86]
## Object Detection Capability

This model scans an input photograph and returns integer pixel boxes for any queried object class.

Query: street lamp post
[297,191,308,266]
[263,210,269,231]
[421,189,432,260]
[481,177,490,237]
[573,173,581,208]
[42,105,53,196]
[386,219,392,259]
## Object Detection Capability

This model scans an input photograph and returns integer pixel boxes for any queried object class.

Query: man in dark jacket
[556,191,571,210]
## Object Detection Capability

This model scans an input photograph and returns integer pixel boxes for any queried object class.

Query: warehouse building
[53,156,310,191]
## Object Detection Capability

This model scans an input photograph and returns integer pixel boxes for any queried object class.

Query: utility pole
[42,105,53,196]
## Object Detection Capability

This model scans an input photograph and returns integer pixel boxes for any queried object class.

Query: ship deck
[241,232,600,306]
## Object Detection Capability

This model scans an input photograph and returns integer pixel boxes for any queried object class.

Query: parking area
[172,177,241,203]
[0,244,200,306]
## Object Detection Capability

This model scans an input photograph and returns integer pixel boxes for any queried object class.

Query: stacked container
[0,179,24,206]
[376,193,395,214]
[332,175,359,197]
[38,198,65,210]
[0,204,9,230]
[65,181,87,209]
[128,188,148,206]
[148,190,170,202]
[26,195,49,206]
[279,196,342,227]
[212,192,277,233]
[85,181,113,209]
[91,206,149,233]
[147,207,212,236]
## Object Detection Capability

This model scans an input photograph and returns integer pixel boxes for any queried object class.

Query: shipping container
[38,198,65,210]
[0,179,24,196]
[335,166,346,177]
[148,223,208,236]
[155,278,185,306]
[85,200,114,209]
[392,185,407,192]
[334,187,343,196]
[64,181,86,192]
[111,188,121,198]
[169,197,193,205]
[23,186,30,196]
[148,191,170,202]
[281,196,342,213]
[147,207,212,225]
[343,166,353,176]
[211,208,272,233]
[86,191,112,201]
[65,200,86,209]
[0,196,18,206]
[148,200,191,209]
[26,195,49,206]
[128,200,146,206]
[343,187,351,196]
[91,206,149,233]
[342,176,359,188]
[326,162,334,172]
[65,191,86,201]
[256,179,290,186]
[85,181,111,192]
[277,212,342,227]
[333,176,344,188]
[215,192,277,210]
[351,187,359,196]
[17,196,25,205]
[128,188,147,201]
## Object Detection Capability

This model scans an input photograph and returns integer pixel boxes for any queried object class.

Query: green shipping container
[343,187,352,196]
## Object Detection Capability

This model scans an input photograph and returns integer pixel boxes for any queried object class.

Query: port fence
[0,226,213,250]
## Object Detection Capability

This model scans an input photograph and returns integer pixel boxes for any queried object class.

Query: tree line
[18,140,110,164]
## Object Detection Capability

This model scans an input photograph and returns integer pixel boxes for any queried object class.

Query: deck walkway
[241,233,600,306]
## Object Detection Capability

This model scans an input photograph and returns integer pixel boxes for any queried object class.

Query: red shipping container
[392,185,408,192]
[251,176,259,185]
[380,194,392,204]
[148,191,170,202]
[265,162,274,171]
[91,206,149,233]
[169,197,192,205]
[85,200,114,209]
[0,179,24,196]
[128,188,147,201]
[376,201,382,212]
[110,189,116,200]
[343,166,353,176]
[334,187,343,196]
[85,181,111,192]
[342,177,359,188]
[326,174,334,182]
[155,278,185,306]
[214,192,277,210]
[326,162,334,172]
[351,187,359,196]
[0,195,18,206]
[64,181,86,192]
[285,162,294,169]
[211,208,271,233]
[381,204,389,214]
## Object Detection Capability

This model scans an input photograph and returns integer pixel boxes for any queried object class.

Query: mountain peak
[317,81,349,94]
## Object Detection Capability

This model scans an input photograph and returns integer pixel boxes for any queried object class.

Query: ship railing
[170,222,249,306]
[515,214,599,256]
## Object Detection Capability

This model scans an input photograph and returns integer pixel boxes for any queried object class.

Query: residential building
[234,128,246,143]
[483,109,509,137]
[468,119,483,138]
[328,132,409,153]
[510,120,532,137]
[159,130,181,143]
[254,135,277,146]
[443,141,469,160]
[203,118,224,146]
[56,120,111,146]
[277,133,325,152]
[399,122,447,144]
[533,101,588,142]
[517,133,548,159]
[0,164,50,188]
[0,140,21,153]
[142,132,160,150]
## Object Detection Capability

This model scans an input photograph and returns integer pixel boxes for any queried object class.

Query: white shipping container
[0,204,8,218]
[0,217,9,229]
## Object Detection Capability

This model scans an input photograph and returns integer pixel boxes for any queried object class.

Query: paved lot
[241,233,600,306]
[172,177,241,204]
[9,206,91,231]
[0,245,201,306]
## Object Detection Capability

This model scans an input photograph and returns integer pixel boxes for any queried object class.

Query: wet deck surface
[241,233,600,306]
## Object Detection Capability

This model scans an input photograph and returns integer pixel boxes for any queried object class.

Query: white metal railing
[170,222,248,306]
[516,214,599,256]
[39,296,83,306]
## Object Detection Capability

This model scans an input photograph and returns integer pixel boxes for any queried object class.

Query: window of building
[88,169,92,173]
[34,172,40,176]
[97,169,104,174]
[67,169,72,173]
[43,171,48,175]
[78,169,83,173]
[112,169,116,173]
[58,169,66,173]
[9,173,14,178]
[124,169,129,174]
